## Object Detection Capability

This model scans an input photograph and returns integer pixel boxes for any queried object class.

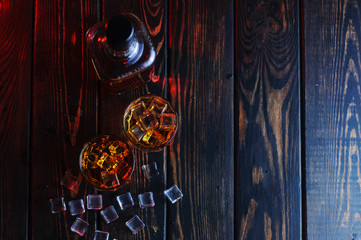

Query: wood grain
[31,0,98,239]
[99,0,167,239]
[235,0,301,239]
[0,0,33,239]
[167,0,234,239]
[0,0,312,239]
[305,0,361,238]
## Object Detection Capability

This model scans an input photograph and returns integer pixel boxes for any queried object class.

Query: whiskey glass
[79,135,134,191]
[123,95,178,152]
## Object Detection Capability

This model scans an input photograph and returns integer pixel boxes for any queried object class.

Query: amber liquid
[80,135,134,191]
[123,95,178,151]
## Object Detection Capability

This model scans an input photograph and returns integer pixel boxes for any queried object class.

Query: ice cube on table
[116,192,134,210]
[68,199,85,216]
[93,230,109,240]
[138,192,155,208]
[164,185,183,203]
[130,101,148,121]
[61,171,81,193]
[141,162,159,179]
[139,112,159,131]
[159,113,177,130]
[70,217,89,236]
[129,124,146,141]
[87,194,103,210]
[100,205,119,224]
[148,97,168,117]
[50,197,66,213]
[125,215,145,234]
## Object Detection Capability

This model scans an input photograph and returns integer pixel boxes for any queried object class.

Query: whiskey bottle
[86,13,156,94]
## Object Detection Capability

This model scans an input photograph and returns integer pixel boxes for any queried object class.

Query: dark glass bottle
[86,13,156,94]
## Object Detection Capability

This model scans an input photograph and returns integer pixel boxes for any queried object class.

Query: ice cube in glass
[164,185,183,203]
[148,97,167,117]
[129,124,146,141]
[138,192,155,208]
[116,192,134,210]
[68,199,85,216]
[70,217,89,236]
[141,130,163,146]
[125,215,145,234]
[94,230,109,240]
[100,205,119,224]
[139,112,159,131]
[61,171,81,193]
[50,197,66,213]
[141,162,159,179]
[130,101,148,120]
[87,194,103,210]
[159,113,177,130]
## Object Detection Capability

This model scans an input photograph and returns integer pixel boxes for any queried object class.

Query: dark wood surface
[0,0,33,239]
[167,0,234,239]
[31,0,98,239]
[2,0,361,239]
[236,0,301,239]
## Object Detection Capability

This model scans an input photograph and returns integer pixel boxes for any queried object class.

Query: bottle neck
[103,37,140,60]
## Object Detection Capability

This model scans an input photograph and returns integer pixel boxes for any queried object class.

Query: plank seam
[28,0,36,239]
[94,0,103,232]
[234,0,239,239]
[164,0,169,239]
[299,0,307,239]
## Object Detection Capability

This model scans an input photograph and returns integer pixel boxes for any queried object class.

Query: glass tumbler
[123,95,178,152]
[79,135,134,191]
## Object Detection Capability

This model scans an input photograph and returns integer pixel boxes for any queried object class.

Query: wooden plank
[304,0,361,238]
[0,0,33,239]
[167,0,234,239]
[31,0,98,239]
[235,0,301,239]
[99,0,167,239]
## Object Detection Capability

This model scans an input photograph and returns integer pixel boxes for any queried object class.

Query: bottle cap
[106,15,134,51]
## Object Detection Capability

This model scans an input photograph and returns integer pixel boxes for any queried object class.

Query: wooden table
[2,0,361,239]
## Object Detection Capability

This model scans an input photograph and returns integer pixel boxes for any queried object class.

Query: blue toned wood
[235,0,301,239]
[305,0,361,238]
